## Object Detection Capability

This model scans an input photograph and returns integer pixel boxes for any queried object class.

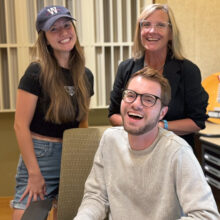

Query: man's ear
[159,106,168,121]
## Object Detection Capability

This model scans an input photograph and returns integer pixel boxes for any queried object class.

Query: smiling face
[45,17,76,57]
[140,9,171,54]
[120,75,168,136]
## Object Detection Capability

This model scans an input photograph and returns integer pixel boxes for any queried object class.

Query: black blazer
[108,54,209,148]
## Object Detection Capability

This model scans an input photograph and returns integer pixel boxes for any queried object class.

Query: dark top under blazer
[108,54,209,148]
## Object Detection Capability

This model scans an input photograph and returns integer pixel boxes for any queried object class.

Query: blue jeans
[11,138,62,209]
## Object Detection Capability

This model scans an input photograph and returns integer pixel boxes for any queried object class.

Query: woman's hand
[158,118,201,135]
[158,121,165,128]
[19,172,46,207]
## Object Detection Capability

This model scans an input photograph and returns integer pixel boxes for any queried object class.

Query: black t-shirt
[18,62,94,138]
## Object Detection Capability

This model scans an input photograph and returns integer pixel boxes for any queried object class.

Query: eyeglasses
[122,89,161,108]
[140,20,171,31]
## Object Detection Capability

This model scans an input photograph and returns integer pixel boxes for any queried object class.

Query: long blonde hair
[34,23,90,124]
[133,4,184,60]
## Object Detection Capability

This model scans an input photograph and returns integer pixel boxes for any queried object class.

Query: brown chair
[57,127,107,220]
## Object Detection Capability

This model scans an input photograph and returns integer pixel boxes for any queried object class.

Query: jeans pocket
[33,140,53,158]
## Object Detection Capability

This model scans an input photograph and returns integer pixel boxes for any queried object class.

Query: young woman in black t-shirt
[11,5,94,220]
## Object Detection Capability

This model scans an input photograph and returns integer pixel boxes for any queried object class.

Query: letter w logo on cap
[47,7,58,15]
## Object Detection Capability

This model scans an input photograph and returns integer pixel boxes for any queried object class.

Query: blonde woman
[11,5,94,220]
[109,4,208,149]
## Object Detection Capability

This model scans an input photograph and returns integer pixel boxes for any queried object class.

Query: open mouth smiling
[60,38,71,43]
[146,37,160,42]
[128,112,144,120]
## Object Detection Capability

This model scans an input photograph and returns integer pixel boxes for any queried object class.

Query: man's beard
[123,113,161,136]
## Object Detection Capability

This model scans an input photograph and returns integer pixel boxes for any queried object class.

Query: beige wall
[0,113,19,196]
[157,0,220,79]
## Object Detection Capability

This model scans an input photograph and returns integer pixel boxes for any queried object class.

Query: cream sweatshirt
[74,127,220,220]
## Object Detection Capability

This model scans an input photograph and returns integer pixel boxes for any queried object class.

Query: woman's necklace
[144,62,165,72]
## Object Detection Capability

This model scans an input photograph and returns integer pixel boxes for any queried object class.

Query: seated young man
[74,67,220,220]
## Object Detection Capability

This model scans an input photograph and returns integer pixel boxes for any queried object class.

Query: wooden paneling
[0,0,152,111]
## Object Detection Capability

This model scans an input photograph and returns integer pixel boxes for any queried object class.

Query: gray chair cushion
[21,198,53,220]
